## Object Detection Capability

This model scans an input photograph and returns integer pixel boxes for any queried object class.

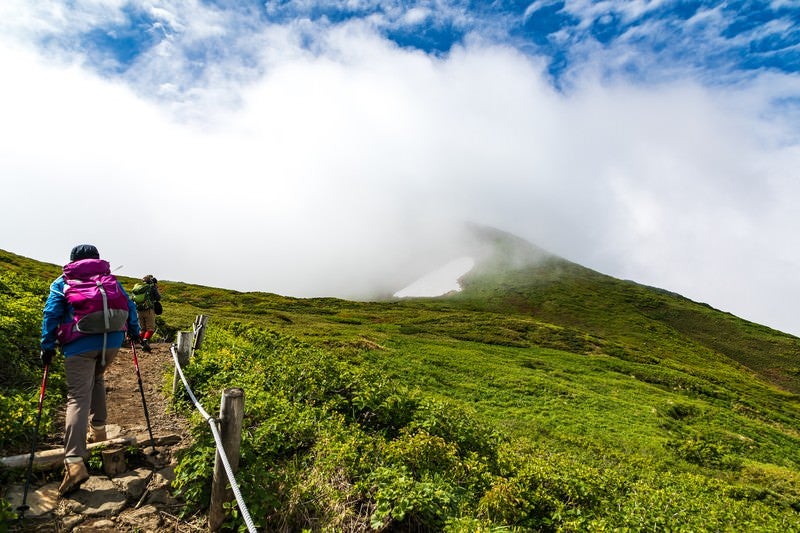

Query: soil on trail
[9,342,203,532]
[103,342,188,450]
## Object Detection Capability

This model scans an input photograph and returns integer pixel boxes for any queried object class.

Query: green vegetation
[0,259,67,522]
[2,244,799,531]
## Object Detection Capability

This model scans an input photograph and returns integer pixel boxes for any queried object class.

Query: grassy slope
[159,250,800,526]
[120,250,800,464]
[5,245,798,431]
[3,246,800,523]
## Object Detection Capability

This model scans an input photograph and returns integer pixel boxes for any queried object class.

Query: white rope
[170,344,258,533]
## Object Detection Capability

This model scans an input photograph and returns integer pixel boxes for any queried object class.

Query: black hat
[70,244,100,262]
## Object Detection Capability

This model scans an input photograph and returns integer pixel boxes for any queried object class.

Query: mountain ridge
[388,226,798,396]
[3,229,799,398]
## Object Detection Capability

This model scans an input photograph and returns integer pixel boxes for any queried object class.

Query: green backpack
[131,283,152,309]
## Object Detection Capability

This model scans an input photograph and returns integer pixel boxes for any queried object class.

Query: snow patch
[394,257,475,298]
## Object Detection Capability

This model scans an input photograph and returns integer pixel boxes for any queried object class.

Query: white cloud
[401,7,431,26]
[2,3,800,337]
[771,0,800,9]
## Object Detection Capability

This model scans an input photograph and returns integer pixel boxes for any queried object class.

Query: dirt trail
[104,341,189,450]
[8,342,203,532]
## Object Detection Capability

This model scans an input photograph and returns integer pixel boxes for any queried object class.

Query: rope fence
[169,317,257,533]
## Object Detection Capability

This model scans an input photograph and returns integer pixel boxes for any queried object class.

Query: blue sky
[2,1,800,335]
[50,1,800,85]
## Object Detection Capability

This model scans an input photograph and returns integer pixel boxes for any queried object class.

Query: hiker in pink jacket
[40,244,140,495]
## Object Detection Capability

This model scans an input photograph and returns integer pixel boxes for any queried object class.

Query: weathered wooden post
[172,331,194,396]
[192,314,209,354]
[176,331,193,364]
[101,448,127,476]
[208,388,245,531]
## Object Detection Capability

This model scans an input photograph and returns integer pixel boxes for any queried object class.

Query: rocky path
[5,342,203,532]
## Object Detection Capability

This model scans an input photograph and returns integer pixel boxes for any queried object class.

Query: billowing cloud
[1,1,799,336]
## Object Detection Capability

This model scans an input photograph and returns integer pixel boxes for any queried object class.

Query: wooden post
[192,315,209,352]
[172,331,194,396]
[208,388,245,532]
[101,447,127,476]
[176,331,193,365]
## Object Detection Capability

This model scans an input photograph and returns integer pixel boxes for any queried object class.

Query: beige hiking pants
[63,348,118,459]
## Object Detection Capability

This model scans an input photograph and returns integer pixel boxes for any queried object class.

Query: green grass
[2,245,800,530]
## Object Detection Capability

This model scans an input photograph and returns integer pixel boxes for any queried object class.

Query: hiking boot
[141,339,151,352]
[58,459,89,496]
[87,424,106,443]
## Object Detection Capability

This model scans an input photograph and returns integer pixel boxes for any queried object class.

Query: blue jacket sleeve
[41,277,66,351]
[121,283,141,336]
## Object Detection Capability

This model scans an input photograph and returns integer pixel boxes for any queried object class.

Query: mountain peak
[392,224,556,298]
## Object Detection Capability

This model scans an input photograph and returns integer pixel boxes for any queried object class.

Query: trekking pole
[130,340,158,456]
[17,363,49,520]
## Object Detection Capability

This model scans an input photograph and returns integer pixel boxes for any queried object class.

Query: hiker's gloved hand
[128,332,141,344]
[40,348,55,366]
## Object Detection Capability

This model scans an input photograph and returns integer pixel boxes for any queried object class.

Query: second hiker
[131,275,162,352]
